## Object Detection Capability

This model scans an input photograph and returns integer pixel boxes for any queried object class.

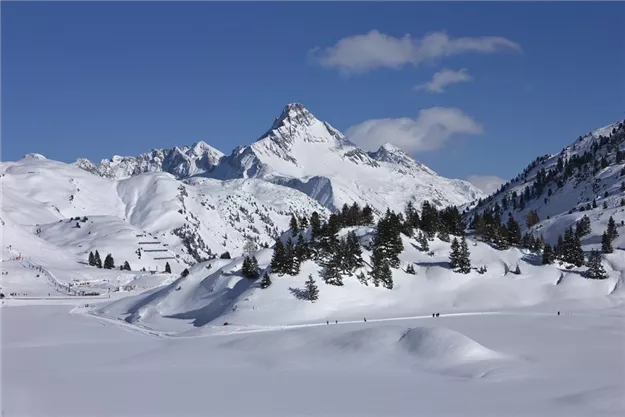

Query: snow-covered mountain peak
[23,153,47,160]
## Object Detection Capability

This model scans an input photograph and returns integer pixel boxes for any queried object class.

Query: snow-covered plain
[2,299,624,417]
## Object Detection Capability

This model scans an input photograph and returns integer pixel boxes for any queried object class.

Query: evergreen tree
[322,251,343,286]
[361,205,374,225]
[294,234,310,265]
[285,237,300,275]
[270,239,287,275]
[123,261,131,271]
[290,214,299,237]
[437,226,450,242]
[542,243,555,264]
[601,232,613,254]
[344,231,364,273]
[585,250,608,279]
[575,215,591,237]
[420,200,439,237]
[513,264,521,275]
[372,209,403,268]
[88,251,95,266]
[260,272,272,289]
[449,238,460,269]
[456,236,472,274]
[242,255,260,279]
[405,264,416,275]
[310,212,322,240]
[299,215,309,229]
[165,262,172,274]
[417,231,429,252]
[181,268,190,277]
[603,201,608,209]
[103,254,115,270]
[220,252,231,259]
[507,215,522,245]
[369,248,393,289]
[94,250,102,268]
[607,216,619,240]
[592,199,597,209]
[305,275,319,302]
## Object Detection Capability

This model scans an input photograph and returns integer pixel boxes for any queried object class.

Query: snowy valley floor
[2,299,624,417]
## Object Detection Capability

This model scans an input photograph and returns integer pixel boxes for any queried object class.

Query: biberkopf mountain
[75,103,485,214]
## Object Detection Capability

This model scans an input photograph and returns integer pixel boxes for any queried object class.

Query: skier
[326,321,329,325]
[364,317,367,322]
[335,320,338,324]
[436,313,440,318]
[432,313,435,318]
[557,311,560,316]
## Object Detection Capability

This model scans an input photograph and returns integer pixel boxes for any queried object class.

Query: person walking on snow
[364,317,367,322]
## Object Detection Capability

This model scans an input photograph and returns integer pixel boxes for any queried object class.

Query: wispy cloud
[346,107,483,153]
[310,30,521,74]
[467,175,506,195]
[415,68,473,93]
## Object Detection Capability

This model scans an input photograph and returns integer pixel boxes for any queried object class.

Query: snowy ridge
[76,103,485,213]
[467,119,625,243]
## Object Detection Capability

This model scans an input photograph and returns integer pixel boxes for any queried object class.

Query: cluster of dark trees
[88,250,125,270]
[474,121,625,213]
[242,255,260,279]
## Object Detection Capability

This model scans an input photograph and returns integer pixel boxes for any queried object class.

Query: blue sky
[2,2,624,191]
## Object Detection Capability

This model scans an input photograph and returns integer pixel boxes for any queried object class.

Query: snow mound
[397,326,504,363]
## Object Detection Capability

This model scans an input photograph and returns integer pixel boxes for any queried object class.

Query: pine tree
[369,248,393,289]
[123,261,131,271]
[260,272,272,289]
[243,238,257,256]
[165,262,172,273]
[585,250,608,279]
[417,231,429,252]
[449,238,460,269]
[94,250,102,268]
[305,275,319,302]
[242,255,260,279]
[285,237,300,275]
[603,201,608,209]
[299,215,309,229]
[372,210,403,268]
[290,214,299,237]
[575,215,591,237]
[344,231,363,273]
[270,239,287,275]
[310,212,322,240]
[322,251,343,286]
[103,254,115,270]
[607,216,619,240]
[361,205,374,225]
[542,244,555,264]
[601,232,613,254]
[456,236,472,274]
[513,264,521,275]
[405,264,416,275]
[181,268,190,277]
[88,251,95,266]
[507,215,522,245]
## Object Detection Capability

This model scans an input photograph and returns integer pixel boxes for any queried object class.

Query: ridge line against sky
[2,1,623,190]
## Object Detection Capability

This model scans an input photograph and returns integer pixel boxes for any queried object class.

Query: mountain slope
[1,156,330,297]
[467,120,625,243]
[75,103,485,214]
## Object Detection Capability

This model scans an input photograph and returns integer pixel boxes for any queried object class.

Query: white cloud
[467,175,506,195]
[311,30,521,74]
[346,107,483,153]
[415,68,473,93]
